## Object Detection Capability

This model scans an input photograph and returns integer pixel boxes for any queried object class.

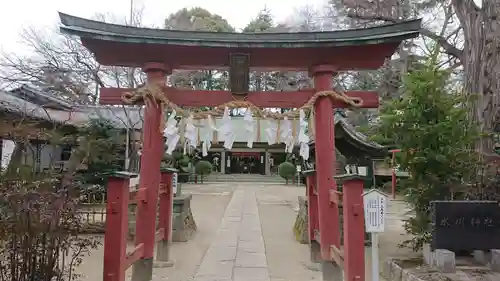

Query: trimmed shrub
[195,160,213,183]
[278,162,296,184]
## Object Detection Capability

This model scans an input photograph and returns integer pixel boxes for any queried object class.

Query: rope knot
[121,82,170,132]
[314,90,364,109]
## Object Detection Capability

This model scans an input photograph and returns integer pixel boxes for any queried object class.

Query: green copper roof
[58,12,421,48]
[309,111,387,157]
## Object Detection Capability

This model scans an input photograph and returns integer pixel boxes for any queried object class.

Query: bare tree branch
[345,10,464,60]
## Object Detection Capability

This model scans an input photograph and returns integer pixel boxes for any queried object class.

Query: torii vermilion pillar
[132,63,169,278]
[310,65,340,256]
[59,12,421,281]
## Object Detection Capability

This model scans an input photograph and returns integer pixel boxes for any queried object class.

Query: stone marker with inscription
[431,200,500,252]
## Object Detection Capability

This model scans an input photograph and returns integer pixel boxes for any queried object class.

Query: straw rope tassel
[275,119,281,143]
[179,118,185,144]
[256,119,261,142]
[292,119,297,143]
[309,111,315,140]
[197,119,201,144]
[212,119,218,143]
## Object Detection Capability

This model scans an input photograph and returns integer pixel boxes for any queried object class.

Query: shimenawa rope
[121,82,364,132]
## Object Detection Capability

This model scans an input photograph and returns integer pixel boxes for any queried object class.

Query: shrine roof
[335,115,387,155]
[309,111,387,157]
[0,89,143,129]
[58,13,421,69]
[9,85,74,111]
[59,13,420,48]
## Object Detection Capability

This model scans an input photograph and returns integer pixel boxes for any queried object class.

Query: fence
[103,169,176,281]
[303,170,366,281]
[76,178,140,233]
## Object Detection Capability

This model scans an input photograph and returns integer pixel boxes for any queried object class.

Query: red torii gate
[58,13,420,281]
[390,149,402,199]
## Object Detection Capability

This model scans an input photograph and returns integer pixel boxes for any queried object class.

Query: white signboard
[363,189,388,281]
[296,165,302,172]
[172,173,178,194]
[344,165,368,176]
[129,176,139,192]
[362,189,388,233]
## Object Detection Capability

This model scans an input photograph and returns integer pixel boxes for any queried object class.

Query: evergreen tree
[76,119,123,187]
[374,57,479,250]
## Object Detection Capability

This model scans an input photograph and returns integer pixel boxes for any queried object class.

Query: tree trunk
[0,138,3,170]
[453,0,500,157]
[481,0,500,153]
[61,139,86,190]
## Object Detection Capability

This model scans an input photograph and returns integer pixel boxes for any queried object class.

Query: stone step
[203,174,286,183]
[205,179,285,183]
[206,176,282,180]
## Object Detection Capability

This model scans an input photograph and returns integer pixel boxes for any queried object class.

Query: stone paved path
[75,183,415,281]
[193,188,270,281]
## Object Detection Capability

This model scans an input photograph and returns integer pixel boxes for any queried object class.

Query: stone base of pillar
[435,249,456,273]
[172,194,197,242]
[310,240,321,263]
[131,258,153,281]
[491,249,500,272]
[155,240,174,267]
[321,261,343,281]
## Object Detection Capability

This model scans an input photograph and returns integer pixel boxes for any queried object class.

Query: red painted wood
[125,243,145,269]
[390,150,401,199]
[135,69,165,260]
[83,39,400,70]
[342,178,366,281]
[306,174,319,243]
[155,228,165,241]
[103,176,130,281]
[312,67,341,260]
[143,62,170,73]
[99,88,379,108]
[159,172,174,241]
[392,151,397,200]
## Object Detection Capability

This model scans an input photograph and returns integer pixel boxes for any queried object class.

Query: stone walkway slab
[193,188,270,281]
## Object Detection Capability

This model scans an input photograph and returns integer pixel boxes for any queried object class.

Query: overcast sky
[0,0,484,56]
[0,0,324,53]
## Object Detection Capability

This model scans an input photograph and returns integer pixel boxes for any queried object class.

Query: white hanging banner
[161,106,317,159]
[280,117,294,154]
[220,107,235,150]
[200,117,214,157]
[182,115,197,155]
[244,109,255,148]
[265,119,278,145]
[163,110,180,155]
[298,109,310,160]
